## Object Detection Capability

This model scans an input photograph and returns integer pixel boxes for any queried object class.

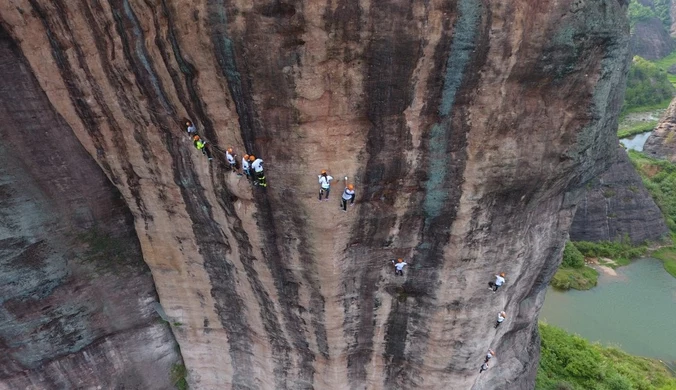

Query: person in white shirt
[479,361,489,373]
[484,349,495,363]
[242,154,251,180]
[318,170,333,201]
[489,272,506,292]
[392,258,407,276]
[495,311,506,328]
[341,184,355,212]
[251,156,266,187]
[225,148,238,173]
[185,120,196,137]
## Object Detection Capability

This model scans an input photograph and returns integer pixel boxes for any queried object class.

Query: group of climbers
[184,118,508,377]
[479,274,508,374]
[184,120,266,187]
[230,151,266,187]
[186,120,213,161]
[480,349,495,373]
[387,255,507,374]
[317,170,357,212]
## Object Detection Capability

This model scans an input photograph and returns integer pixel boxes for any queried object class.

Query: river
[540,258,676,363]
[619,131,652,151]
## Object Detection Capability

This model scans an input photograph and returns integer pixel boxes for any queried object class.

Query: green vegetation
[171,364,188,390]
[562,241,585,268]
[653,51,676,87]
[624,57,675,114]
[621,100,673,118]
[628,0,656,27]
[618,120,658,139]
[624,151,676,279]
[551,242,598,290]
[551,267,599,291]
[537,323,676,390]
[652,246,676,278]
[628,0,672,30]
[573,238,648,266]
[653,0,673,30]
[629,150,676,233]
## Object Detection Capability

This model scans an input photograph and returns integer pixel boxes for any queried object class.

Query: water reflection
[541,258,676,363]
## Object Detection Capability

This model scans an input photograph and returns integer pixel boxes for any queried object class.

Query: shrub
[171,364,188,390]
[551,267,598,291]
[628,1,656,27]
[572,237,648,265]
[623,56,675,113]
[562,241,585,268]
[536,323,676,390]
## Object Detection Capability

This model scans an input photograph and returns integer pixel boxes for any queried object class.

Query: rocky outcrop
[631,17,675,59]
[570,146,669,244]
[0,1,629,389]
[645,96,676,160]
[0,25,180,389]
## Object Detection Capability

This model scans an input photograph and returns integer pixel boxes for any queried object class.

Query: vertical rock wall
[0,25,180,389]
[0,0,629,389]
[645,96,676,160]
[570,146,669,244]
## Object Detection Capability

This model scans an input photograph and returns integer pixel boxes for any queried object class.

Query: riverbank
[550,240,650,291]
[618,109,663,139]
[537,323,676,390]
[651,246,676,278]
[541,258,676,369]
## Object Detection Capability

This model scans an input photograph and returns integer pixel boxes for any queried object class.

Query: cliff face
[0,1,629,389]
[645,96,676,160]
[0,26,180,389]
[570,146,669,244]
[630,17,675,60]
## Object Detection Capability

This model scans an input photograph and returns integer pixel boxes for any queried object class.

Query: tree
[562,241,585,268]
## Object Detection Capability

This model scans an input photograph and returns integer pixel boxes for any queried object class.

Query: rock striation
[0,1,629,389]
[645,96,676,160]
[0,25,180,390]
[570,146,669,244]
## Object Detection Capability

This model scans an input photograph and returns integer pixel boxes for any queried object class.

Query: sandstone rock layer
[570,146,669,244]
[645,96,676,160]
[630,17,675,60]
[0,25,180,389]
[0,1,629,389]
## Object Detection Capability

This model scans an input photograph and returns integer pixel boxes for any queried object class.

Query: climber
[341,183,355,212]
[488,272,506,292]
[185,120,197,137]
[251,155,266,187]
[193,135,213,161]
[318,170,333,201]
[479,361,489,374]
[242,154,251,180]
[226,148,239,174]
[484,349,495,363]
[391,258,407,276]
[495,311,506,328]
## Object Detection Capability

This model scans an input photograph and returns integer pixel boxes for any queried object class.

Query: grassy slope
[618,120,658,139]
[653,51,676,87]
[617,52,676,138]
[626,151,676,277]
[550,267,599,290]
[651,247,676,277]
[537,323,676,390]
